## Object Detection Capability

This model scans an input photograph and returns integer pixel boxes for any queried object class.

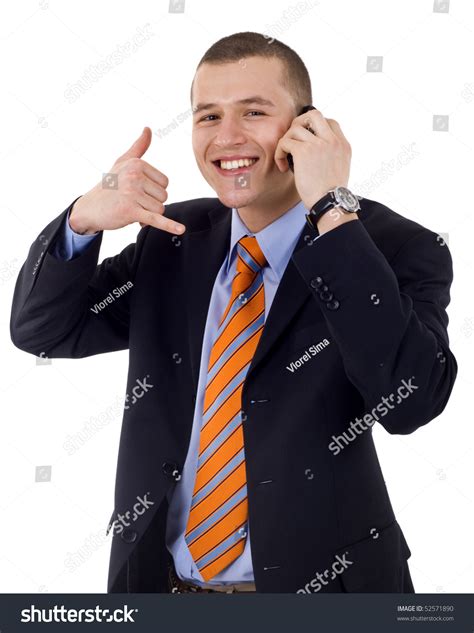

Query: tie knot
[236,235,267,275]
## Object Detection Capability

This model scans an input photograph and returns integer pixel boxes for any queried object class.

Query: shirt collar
[225,199,308,280]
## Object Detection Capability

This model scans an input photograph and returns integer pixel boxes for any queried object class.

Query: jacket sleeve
[51,206,100,261]
[291,218,458,435]
[10,197,149,359]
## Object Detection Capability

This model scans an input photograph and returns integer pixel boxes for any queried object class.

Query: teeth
[219,158,257,170]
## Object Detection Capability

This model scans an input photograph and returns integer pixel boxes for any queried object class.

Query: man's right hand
[69,127,186,235]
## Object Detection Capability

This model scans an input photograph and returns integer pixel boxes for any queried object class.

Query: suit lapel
[184,200,321,393]
[248,225,316,377]
[184,204,231,393]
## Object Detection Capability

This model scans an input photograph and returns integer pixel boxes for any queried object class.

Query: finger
[295,110,333,142]
[136,192,186,234]
[136,203,186,235]
[284,124,317,142]
[274,137,301,171]
[137,191,166,215]
[115,127,152,163]
[326,119,349,144]
[143,179,168,204]
[141,160,169,189]
[274,136,299,161]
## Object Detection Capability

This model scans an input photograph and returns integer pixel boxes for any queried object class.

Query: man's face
[191,56,299,211]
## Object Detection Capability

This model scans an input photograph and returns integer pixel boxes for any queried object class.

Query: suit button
[121,529,137,543]
[318,286,334,302]
[326,299,340,311]
[310,276,324,290]
[162,461,182,481]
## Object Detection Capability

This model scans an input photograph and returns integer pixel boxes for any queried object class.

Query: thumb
[115,126,152,163]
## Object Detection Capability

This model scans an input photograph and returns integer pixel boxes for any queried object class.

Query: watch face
[334,186,359,212]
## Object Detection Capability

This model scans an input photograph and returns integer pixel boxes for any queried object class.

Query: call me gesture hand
[69,127,186,236]
[274,108,357,235]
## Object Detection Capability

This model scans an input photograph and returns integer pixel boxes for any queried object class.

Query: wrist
[317,209,358,235]
[306,186,361,234]
[69,198,98,235]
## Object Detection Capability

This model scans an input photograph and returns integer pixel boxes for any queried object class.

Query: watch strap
[305,191,335,229]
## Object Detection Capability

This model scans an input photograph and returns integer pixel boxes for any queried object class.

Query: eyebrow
[192,96,276,116]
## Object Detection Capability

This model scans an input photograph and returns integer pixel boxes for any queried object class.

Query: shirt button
[326,299,340,311]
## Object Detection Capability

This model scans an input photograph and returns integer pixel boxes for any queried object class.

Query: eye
[198,111,265,122]
[199,114,218,122]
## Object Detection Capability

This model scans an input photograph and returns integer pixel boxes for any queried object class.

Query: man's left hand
[274,109,352,211]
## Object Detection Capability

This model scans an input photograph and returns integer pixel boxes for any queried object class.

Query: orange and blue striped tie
[184,235,267,581]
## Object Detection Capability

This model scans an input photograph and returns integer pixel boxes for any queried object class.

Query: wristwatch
[305,186,362,230]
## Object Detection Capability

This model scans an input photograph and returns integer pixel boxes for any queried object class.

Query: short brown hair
[190,31,312,115]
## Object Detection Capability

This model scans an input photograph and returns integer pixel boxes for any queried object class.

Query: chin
[214,188,260,210]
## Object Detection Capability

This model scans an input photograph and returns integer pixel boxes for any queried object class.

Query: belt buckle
[169,563,249,593]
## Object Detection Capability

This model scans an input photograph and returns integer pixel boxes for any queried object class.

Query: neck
[236,185,302,233]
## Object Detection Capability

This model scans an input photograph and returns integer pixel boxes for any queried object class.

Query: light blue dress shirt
[53,199,318,585]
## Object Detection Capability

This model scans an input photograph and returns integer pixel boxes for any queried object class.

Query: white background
[0,0,473,593]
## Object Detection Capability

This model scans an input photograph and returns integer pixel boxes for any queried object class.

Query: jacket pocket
[334,519,411,592]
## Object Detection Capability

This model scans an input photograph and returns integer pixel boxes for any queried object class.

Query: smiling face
[191,56,302,225]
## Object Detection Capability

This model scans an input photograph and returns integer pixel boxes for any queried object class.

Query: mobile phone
[287,104,316,172]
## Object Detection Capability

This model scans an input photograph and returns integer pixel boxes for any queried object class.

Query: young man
[10,32,457,593]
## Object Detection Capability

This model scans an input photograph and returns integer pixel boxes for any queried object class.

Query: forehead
[192,56,289,107]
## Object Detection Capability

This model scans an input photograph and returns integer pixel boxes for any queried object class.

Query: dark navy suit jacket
[10,195,457,592]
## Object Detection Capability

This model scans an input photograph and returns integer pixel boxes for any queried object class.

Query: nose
[213,114,247,148]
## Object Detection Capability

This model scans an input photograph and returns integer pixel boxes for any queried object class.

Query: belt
[168,562,256,593]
